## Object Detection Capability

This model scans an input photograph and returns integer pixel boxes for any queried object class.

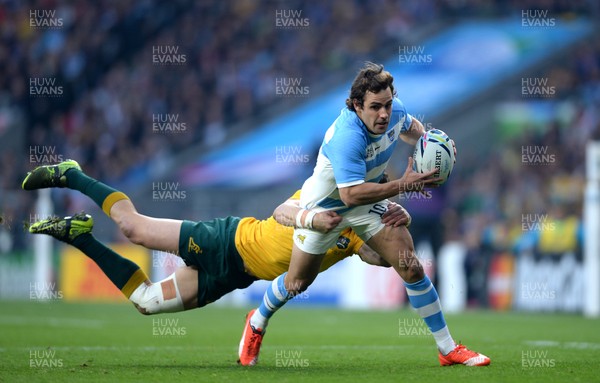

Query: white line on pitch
[524,340,600,350]
[0,316,104,328]
[1,344,412,352]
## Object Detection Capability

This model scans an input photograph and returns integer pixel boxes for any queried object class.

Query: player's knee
[116,213,146,246]
[133,302,152,315]
[129,277,185,315]
[408,262,424,282]
[285,277,313,295]
[129,283,161,315]
[400,256,424,283]
[115,214,135,240]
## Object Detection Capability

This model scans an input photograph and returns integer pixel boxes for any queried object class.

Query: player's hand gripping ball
[413,129,455,185]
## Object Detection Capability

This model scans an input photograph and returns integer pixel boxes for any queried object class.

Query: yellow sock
[121,268,150,298]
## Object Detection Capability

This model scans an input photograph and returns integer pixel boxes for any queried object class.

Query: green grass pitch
[1,301,599,382]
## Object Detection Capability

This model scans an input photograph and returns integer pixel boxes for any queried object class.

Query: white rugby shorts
[293,200,390,254]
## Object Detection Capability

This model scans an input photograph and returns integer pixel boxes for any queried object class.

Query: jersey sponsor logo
[366,145,381,160]
[387,129,396,142]
[296,234,306,244]
[336,236,350,250]
[188,237,202,255]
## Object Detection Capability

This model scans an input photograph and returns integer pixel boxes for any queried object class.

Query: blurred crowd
[0,0,443,252]
[0,0,598,266]
[445,38,600,306]
[1,0,447,185]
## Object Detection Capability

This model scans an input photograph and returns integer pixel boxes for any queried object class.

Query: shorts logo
[336,236,350,250]
[296,234,306,244]
[188,237,202,255]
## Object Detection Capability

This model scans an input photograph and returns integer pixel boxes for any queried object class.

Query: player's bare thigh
[175,266,199,309]
[366,224,424,283]
[285,244,324,294]
[110,199,181,253]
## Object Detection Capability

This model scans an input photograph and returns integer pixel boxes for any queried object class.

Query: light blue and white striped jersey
[300,97,412,212]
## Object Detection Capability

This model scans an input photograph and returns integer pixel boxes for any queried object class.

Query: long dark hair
[345,62,395,111]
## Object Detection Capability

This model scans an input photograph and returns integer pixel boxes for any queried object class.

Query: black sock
[71,233,148,298]
[65,170,130,217]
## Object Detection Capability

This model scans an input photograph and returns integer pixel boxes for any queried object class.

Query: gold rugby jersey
[234,192,364,280]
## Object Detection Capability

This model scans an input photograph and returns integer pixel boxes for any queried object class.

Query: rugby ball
[413,129,455,185]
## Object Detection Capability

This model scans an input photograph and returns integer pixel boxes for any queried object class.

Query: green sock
[71,233,148,298]
[65,170,129,216]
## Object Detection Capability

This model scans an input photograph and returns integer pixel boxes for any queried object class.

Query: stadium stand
[0,1,598,310]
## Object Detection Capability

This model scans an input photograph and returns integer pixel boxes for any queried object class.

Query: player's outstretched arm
[399,117,426,145]
[339,157,442,208]
[273,194,410,232]
[273,199,342,233]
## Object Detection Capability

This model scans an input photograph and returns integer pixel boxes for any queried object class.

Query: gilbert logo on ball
[413,129,455,185]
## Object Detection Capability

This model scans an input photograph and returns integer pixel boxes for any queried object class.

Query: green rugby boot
[22,159,81,190]
[29,213,93,243]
